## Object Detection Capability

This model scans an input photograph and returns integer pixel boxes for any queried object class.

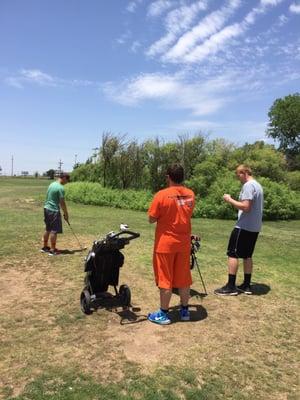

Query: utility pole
[58,159,63,174]
[92,147,99,164]
[11,155,14,176]
[74,154,78,167]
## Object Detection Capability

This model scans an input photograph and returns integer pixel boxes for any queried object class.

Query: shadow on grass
[87,293,148,324]
[250,282,271,296]
[88,289,208,325]
[58,248,87,254]
[172,287,208,299]
[168,304,208,323]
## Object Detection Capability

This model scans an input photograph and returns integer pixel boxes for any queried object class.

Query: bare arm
[148,216,157,224]
[223,194,252,212]
[60,198,69,222]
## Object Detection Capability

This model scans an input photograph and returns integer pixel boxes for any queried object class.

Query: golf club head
[120,223,129,231]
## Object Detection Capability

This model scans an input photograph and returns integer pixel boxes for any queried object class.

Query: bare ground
[0,235,299,399]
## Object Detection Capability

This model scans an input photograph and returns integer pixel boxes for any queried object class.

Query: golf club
[66,220,87,251]
[191,235,207,295]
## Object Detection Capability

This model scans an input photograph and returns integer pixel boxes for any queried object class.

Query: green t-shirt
[44,181,65,212]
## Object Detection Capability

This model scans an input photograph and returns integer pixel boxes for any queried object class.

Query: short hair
[236,164,252,176]
[60,172,70,182]
[167,164,184,184]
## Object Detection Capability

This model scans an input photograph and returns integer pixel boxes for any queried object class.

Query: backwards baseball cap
[60,172,71,181]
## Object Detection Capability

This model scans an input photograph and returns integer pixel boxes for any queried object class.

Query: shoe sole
[148,318,171,325]
[181,317,190,321]
[40,249,50,253]
[214,291,238,296]
[237,289,252,295]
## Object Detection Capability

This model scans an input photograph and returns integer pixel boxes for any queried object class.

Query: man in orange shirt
[148,164,195,325]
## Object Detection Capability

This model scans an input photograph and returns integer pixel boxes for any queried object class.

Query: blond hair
[236,164,252,175]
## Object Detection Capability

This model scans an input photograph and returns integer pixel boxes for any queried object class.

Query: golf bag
[80,228,140,314]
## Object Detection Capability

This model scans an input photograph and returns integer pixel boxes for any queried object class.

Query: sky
[0,0,299,175]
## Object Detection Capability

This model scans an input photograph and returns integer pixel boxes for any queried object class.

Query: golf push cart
[80,224,140,315]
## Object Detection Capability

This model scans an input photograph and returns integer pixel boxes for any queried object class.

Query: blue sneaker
[180,307,190,321]
[148,310,171,325]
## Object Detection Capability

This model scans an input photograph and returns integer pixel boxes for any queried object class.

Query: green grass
[0,177,299,400]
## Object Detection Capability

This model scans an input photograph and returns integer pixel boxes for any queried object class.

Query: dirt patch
[0,251,299,399]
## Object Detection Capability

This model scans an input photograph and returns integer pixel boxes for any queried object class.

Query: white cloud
[164,0,285,64]
[103,71,236,115]
[260,0,283,5]
[130,40,142,52]
[126,0,143,13]
[146,1,208,57]
[163,0,241,61]
[21,69,56,85]
[147,0,173,17]
[181,23,243,63]
[289,2,300,13]
[5,69,94,89]
[116,31,131,45]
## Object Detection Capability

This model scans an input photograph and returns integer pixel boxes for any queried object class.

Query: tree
[44,169,55,179]
[266,93,300,156]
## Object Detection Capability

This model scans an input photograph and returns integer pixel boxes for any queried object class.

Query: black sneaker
[40,246,50,253]
[237,283,252,295]
[48,249,61,256]
[214,284,238,296]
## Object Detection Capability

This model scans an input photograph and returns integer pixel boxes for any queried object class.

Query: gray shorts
[44,208,62,234]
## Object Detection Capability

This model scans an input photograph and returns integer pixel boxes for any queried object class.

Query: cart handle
[107,230,140,241]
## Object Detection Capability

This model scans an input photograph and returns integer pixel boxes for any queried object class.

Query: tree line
[71,93,300,195]
[68,94,300,220]
[71,134,299,193]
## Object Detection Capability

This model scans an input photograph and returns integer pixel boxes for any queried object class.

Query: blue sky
[0,0,299,175]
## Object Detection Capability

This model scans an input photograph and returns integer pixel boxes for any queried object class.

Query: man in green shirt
[41,173,70,256]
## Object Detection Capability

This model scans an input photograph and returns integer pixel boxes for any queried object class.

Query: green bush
[194,173,240,219]
[65,182,153,212]
[193,175,300,220]
[285,171,300,191]
[66,179,300,221]
[71,164,102,183]
[259,177,300,220]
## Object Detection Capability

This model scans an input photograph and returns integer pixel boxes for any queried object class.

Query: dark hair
[60,172,70,181]
[167,164,184,184]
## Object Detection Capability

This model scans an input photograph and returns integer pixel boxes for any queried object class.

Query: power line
[58,159,63,174]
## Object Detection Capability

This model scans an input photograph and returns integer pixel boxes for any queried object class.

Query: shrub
[65,182,153,212]
[193,175,300,220]
[259,177,300,220]
[193,172,240,219]
[71,164,102,183]
[285,171,300,191]
[66,179,300,221]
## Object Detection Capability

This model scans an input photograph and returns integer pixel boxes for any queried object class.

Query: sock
[228,274,236,288]
[244,273,251,286]
[160,308,168,314]
[181,305,188,310]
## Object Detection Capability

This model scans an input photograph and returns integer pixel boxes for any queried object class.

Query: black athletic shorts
[44,208,63,234]
[227,227,259,259]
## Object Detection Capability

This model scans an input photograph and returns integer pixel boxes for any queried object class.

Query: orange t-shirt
[148,186,195,253]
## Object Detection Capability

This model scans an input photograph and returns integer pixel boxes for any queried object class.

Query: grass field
[0,177,299,400]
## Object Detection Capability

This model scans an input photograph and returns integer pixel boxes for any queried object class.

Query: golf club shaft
[194,256,207,295]
[67,221,83,250]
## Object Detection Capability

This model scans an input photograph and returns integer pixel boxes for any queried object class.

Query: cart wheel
[119,284,131,307]
[80,289,92,315]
